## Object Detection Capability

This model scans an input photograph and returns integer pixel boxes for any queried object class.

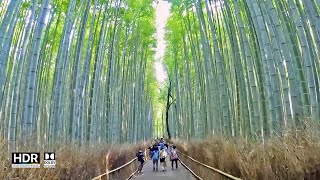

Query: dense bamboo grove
[164,0,320,141]
[0,0,158,149]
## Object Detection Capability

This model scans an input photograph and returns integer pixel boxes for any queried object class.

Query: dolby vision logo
[45,153,55,160]
[44,152,55,168]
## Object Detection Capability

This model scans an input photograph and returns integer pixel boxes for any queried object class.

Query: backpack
[160,150,167,158]
[152,150,159,160]
[171,149,178,160]
[159,143,164,149]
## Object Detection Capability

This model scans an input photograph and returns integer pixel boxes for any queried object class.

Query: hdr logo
[12,153,40,168]
[44,152,56,168]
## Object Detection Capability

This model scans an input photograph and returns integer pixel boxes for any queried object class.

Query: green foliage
[0,0,158,146]
[163,0,320,140]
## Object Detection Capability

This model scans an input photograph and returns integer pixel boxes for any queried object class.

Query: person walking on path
[151,146,160,171]
[159,141,165,150]
[160,147,167,171]
[170,145,179,170]
[136,148,145,173]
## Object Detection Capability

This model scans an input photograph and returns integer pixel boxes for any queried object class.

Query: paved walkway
[132,159,195,180]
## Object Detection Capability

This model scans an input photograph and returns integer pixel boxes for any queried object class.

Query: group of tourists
[136,138,179,173]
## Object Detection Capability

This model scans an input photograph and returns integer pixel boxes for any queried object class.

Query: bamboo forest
[0,0,320,179]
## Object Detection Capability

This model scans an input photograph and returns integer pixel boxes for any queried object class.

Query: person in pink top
[170,145,179,170]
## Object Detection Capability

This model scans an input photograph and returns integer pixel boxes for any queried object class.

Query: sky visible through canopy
[154,0,170,85]
[153,0,171,136]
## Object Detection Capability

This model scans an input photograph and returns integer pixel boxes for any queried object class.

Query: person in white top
[160,147,168,171]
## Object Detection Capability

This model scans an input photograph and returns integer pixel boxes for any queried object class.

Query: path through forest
[131,159,195,180]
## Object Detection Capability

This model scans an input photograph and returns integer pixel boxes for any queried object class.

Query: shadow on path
[132,158,195,180]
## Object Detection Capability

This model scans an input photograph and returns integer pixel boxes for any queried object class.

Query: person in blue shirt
[151,146,160,171]
[159,142,165,150]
